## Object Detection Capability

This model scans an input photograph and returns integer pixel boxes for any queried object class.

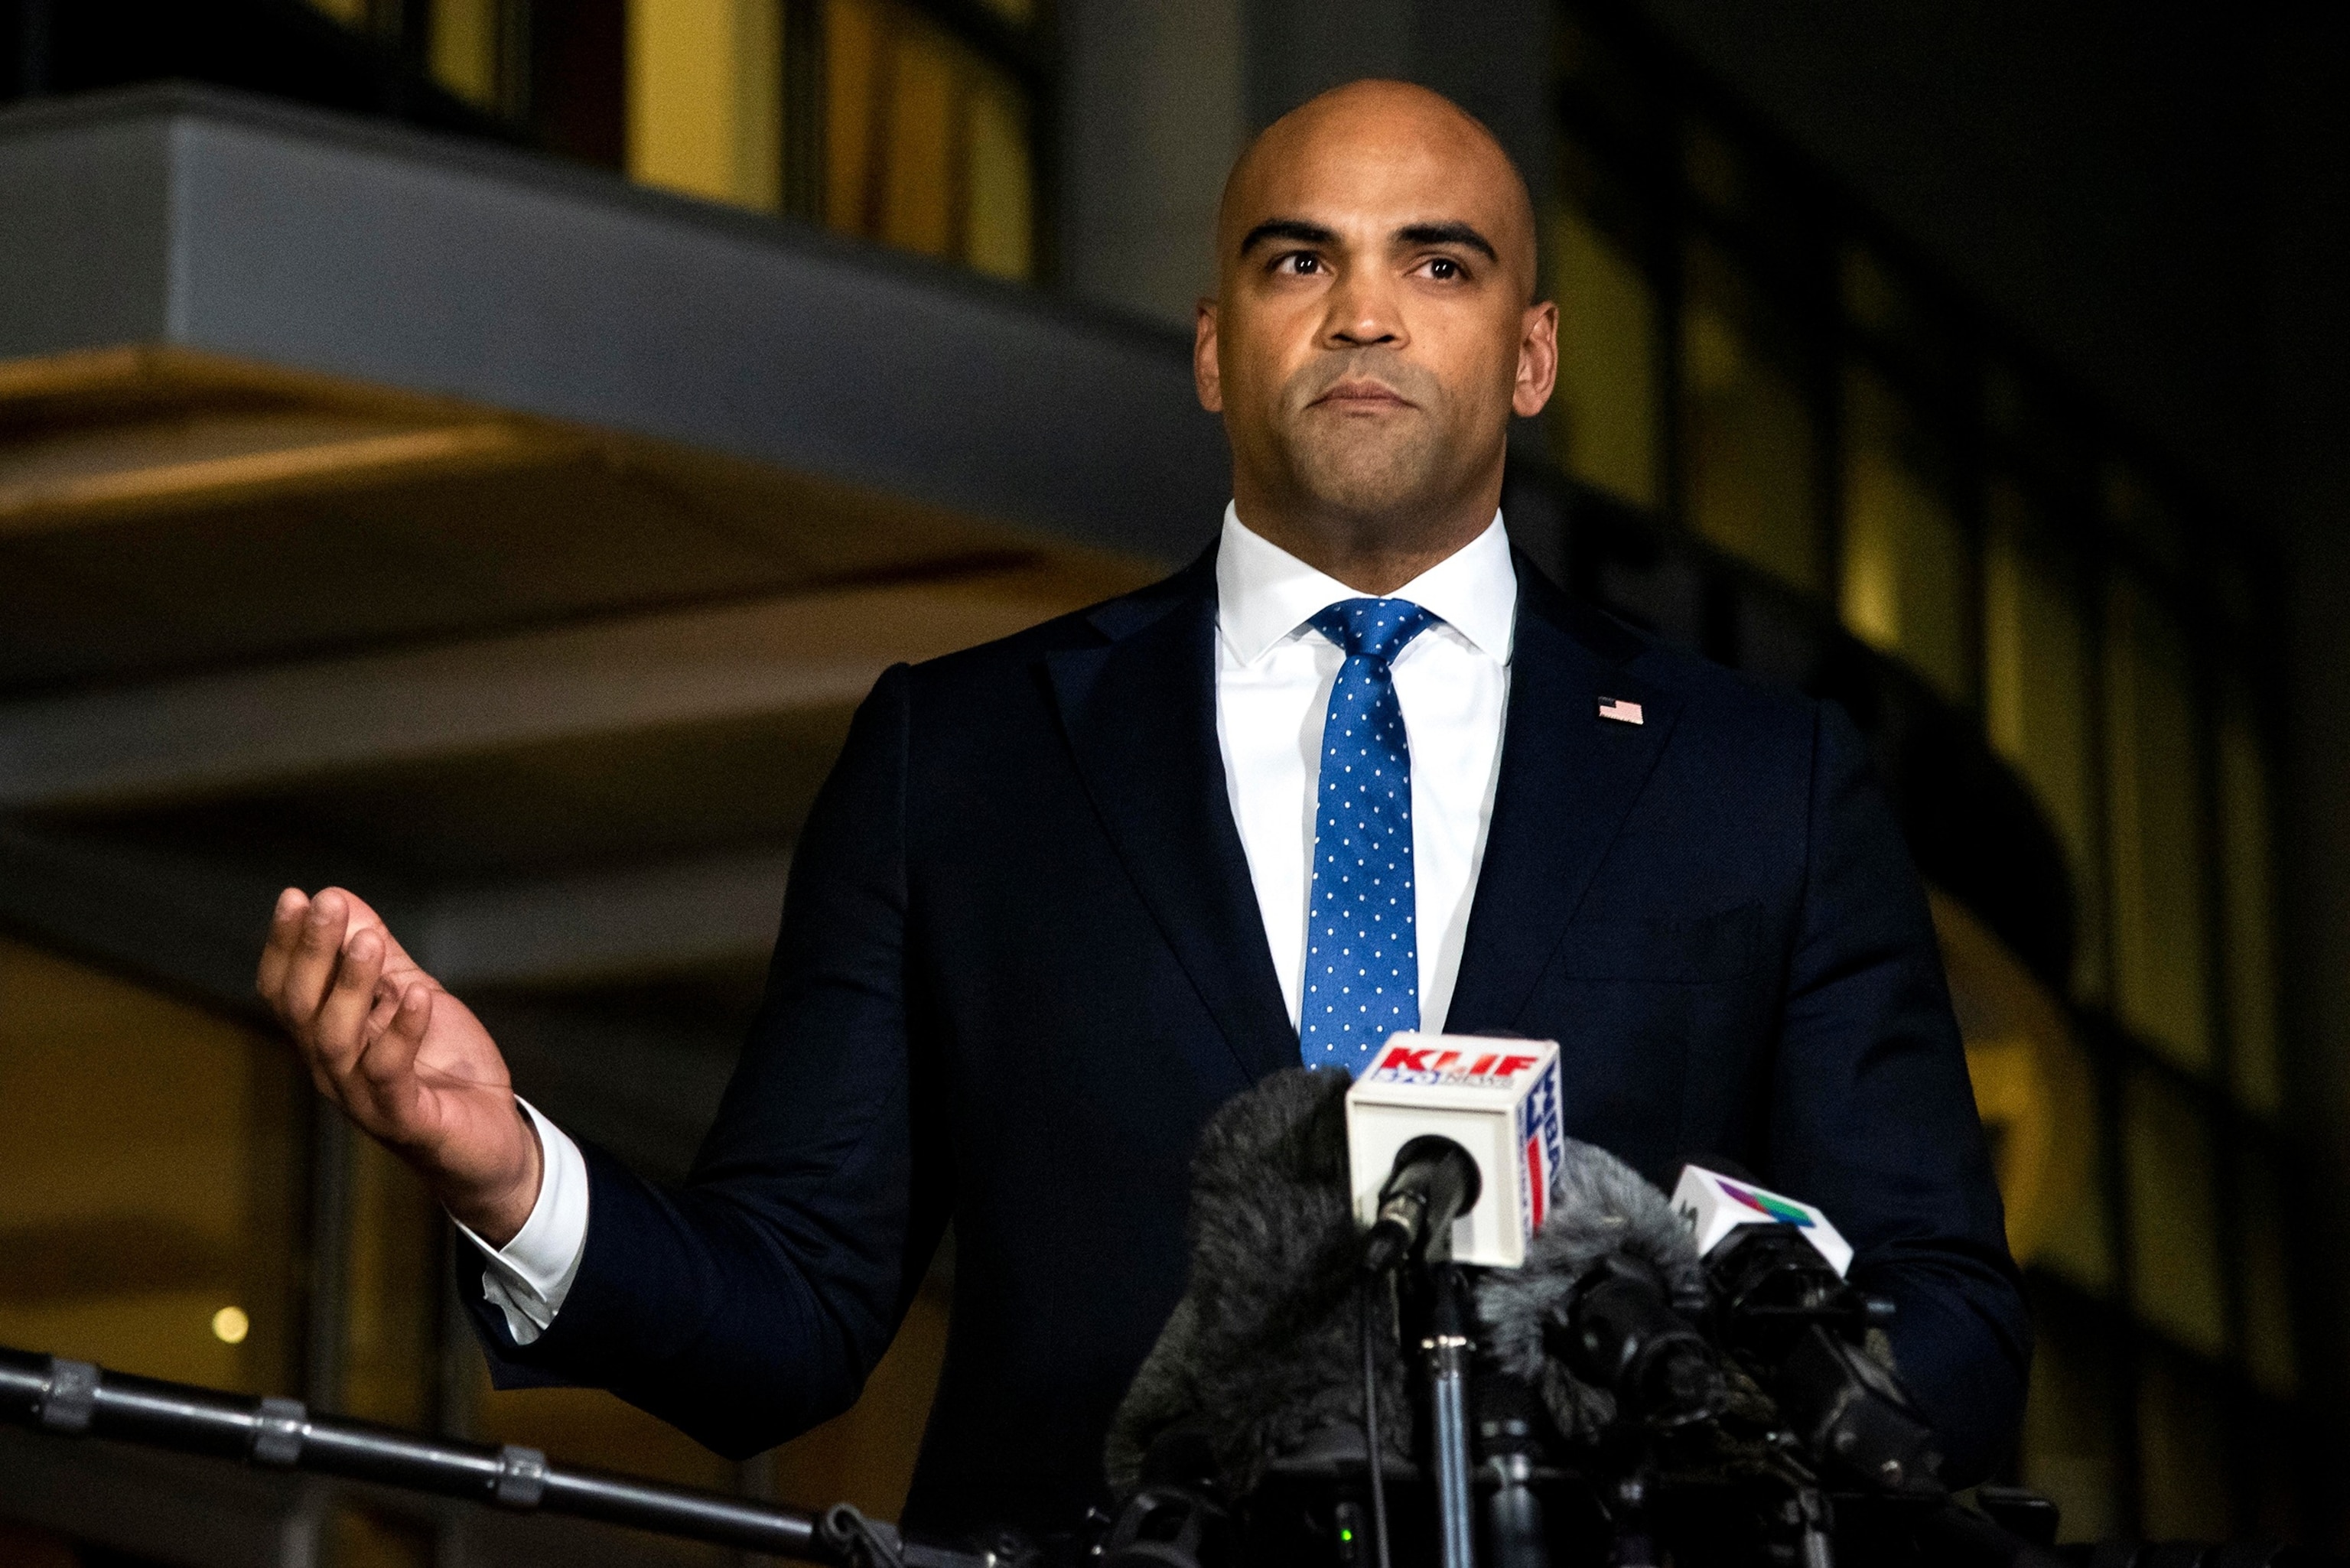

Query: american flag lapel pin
[1597,696,1645,726]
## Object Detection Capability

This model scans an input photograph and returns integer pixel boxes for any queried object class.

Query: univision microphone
[1673,1163,1941,1497]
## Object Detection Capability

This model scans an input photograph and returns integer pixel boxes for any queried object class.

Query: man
[258,81,2026,1537]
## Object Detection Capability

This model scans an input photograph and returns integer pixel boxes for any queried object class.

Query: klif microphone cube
[1671,1165,1855,1275]
[1345,1034,1564,1269]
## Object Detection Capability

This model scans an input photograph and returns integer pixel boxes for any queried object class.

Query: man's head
[1196,80,1556,590]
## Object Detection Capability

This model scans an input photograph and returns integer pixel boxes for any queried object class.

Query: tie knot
[1310,597,1436,665]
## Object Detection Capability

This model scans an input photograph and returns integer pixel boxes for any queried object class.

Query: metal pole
[1424,1265,1476,1568]
[0,1345,979,1568]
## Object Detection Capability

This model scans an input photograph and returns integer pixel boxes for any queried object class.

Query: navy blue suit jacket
[470,550,2028,1535]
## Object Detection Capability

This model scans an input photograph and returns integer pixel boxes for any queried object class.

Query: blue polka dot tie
[1300,597,1437,1073]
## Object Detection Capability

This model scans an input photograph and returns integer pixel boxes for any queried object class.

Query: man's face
[1197,86,1555,531]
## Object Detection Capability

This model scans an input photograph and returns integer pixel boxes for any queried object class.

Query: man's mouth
[1310,379,1414,410]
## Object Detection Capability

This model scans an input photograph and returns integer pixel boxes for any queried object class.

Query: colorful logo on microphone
[1720,1180,1816,1228]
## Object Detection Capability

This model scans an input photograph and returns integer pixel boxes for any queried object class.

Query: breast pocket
[1545,902,1768,984]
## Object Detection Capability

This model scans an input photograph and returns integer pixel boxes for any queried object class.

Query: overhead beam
[0,86,1229,564]
[0,576,1070,811]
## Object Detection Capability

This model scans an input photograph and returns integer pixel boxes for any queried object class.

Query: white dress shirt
[1213,505,1516,1033]
[465,505,1519,1342]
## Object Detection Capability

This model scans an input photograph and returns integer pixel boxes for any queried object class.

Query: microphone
[1475,1138,1728,1440]
[1672,1163,1942,1496]
[1347,1033,1562,1568]
[1346,1034,1564,1269]
[1105,1068,1411,1502]
[1360,1134,1480,1275]
[1671,1162,1855,1277]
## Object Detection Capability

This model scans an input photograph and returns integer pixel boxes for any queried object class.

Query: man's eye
[1278,252,1321,275]
[1426,257,1461,280]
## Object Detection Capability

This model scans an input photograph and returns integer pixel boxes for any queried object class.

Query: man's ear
[1512,299,1559,418]
[1194,300,1223,414]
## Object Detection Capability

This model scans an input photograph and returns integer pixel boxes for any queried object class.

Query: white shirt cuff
[455,1097,589,1347]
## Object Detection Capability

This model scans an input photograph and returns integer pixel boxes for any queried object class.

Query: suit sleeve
[465,662,949,1459]
[1767,700,2032,1485]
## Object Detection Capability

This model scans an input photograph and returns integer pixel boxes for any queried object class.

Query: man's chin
[1287,442,1449,523]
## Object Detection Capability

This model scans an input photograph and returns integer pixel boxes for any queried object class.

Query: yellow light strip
[0,423,558,533]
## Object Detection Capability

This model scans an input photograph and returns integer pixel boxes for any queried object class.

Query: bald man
[259,82,2026,1534]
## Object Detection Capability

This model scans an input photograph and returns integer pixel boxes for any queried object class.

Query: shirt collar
[1215,502,1518,665]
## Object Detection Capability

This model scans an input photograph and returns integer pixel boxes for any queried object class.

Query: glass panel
[1984,483,2104,1000]
[2218,695,2282,1114]
[1680,238,1820,592]
[1682,119,1743,216]
[2018,1287,2121,1543]
[1841,244,1903,340]
[2238,1150,2297,1398]
[2105,575,2212,1071]
[2137,1348,2231,1540]
[1841,242,1955,383]
[430,0,503,108]
[963,60,1034,281]
[882,23,959,258]
[627,0,785,211]
[531,0,630,170]
[2104,462,2187,578]
[2122,1070,2225,1355]
[2029,1115,2113,1296]
[826,0,1033,278]
[1930,892,2110,1292]
[827,0,883,233]
[342,1136,441,1428]
[1548,140,1658,509]
[1841,365,1971,702]
[0,937,303,1395]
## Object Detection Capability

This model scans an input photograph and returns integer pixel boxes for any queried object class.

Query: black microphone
[1476,1138,1728,1440]
[1105,1069,1412,1504]
[1360,1134,1482,1276]
[1675,1160,1942,1497]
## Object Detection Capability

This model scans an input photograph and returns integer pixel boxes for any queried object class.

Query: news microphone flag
[1671,1164,1854,1276]
[1345,1034,1564,1268]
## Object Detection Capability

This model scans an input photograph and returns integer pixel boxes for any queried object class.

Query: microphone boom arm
[0,1345,986,1568]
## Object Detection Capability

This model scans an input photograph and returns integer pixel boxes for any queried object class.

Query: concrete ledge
[0,84,1229,567]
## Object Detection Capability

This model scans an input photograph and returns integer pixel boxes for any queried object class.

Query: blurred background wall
[0,2,2343,1563]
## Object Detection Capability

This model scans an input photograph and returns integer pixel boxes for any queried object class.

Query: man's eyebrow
[1238,218,1339,256]
[1396,222,1499,263]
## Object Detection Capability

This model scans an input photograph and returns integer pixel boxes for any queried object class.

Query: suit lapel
[1444,564,1683,1033]
[1047,559,1300,1084]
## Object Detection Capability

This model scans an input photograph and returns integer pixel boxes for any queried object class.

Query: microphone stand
[1420,1263,1476,1568]
[0,1345,986,1568]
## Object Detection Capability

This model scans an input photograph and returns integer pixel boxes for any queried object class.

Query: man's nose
[1323,269,1407,349]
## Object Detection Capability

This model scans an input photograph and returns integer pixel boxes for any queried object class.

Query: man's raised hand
[257,886,542,1246]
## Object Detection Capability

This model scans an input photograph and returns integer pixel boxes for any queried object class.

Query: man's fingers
[329,889,425,974]
[352,983,433,1137]
[256,887,310,1003]
[311,926,387,1075]
[275,889,353,1027]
